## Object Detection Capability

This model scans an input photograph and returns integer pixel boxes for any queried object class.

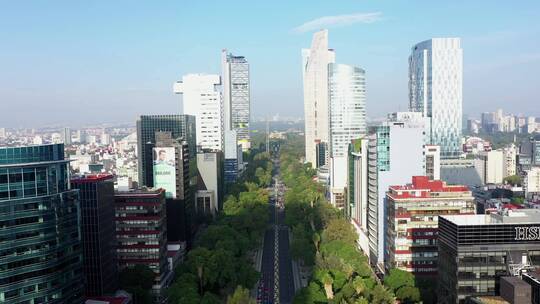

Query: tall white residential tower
[302,29,336,167]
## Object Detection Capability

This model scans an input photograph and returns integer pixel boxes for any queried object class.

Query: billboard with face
[153,147,176,198]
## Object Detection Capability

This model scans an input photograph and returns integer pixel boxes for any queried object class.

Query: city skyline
[1,1,539,127]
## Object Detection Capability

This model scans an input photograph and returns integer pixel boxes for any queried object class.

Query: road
[257,157,295,304]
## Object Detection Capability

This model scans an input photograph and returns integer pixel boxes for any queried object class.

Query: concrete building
[409,38,463,159]
[523,167,540,197]
[221,49,251,151]
[347,138,370,255]
[136,114,196,187]
[425,145,441,180]
[114,188,171,302]
[224,129,242,183]
[438,209,540,303]
[154,132,192,243]
[328,63,367,207]
[503,144,518,178]
[0,144,84,303]
[63,127,72,145]
[302,29,335,167]
[71,174,118,297]
[385,176,474,276]
[366,113,426,271]
[196,151,224,215]
[475,150,504,184]
[174,74,224,151]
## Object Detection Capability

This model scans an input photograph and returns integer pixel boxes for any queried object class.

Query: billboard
[153,147,176,198]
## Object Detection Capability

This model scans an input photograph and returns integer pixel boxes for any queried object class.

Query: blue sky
[1,1,539,128]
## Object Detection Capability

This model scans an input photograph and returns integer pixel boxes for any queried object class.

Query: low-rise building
[385,176,474,276]
[438,209,540,303]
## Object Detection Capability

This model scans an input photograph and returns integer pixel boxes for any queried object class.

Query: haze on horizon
[1,1,539,128]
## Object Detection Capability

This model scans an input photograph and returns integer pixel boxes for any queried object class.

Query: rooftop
[443,209,540,226]
[388,176,470,199]
[71,174,114,183]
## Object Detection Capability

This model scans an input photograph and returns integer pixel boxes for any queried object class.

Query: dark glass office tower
[71,174,118,297]
[136,115,196,187]
[0,144,83,303]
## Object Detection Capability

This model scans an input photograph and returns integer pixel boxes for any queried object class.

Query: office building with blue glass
[0,144,83,303]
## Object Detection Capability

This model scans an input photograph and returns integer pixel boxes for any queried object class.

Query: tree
[384,268,415,292]
[312,232,321,253]
[371,285,394,304]
[504,175,522,186]
[321,272,334,300]
[352,276,366,296]
[226,286,256,304]
[187,247,214,294]
[396,285,421,304]
[119,265,155,304]
[322,218,358,244]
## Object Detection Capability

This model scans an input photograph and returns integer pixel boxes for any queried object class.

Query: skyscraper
[71,174,118,296]
[302,29,336,167]
[136,114,196,187]
[409,38,463,159]
[222,49,251,151]
[174,74,223,151]
[328,63,367,207]
[63,127,71,145]
[0,144,84,303]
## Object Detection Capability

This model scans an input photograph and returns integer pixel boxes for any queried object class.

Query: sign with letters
[515,227,540,241]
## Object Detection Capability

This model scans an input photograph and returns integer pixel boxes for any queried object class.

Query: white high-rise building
[63,127,71,145]
[328,63,367,207]
[503,144,518,178]
[174,74,224,151]
[302,29,336,167]
[221,50,251,151]
[409,38,463,159]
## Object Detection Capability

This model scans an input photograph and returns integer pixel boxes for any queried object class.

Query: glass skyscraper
[0,144,83,303]
[136,114,196,187]
[409,38,463,159]
[222,49,251,151]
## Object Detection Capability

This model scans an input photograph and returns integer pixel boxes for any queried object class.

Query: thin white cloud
[292,12,382,34]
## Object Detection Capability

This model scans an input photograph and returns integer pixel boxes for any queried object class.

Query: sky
[1,1,539,128]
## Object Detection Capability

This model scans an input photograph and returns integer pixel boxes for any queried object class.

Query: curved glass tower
[0,144,83,303]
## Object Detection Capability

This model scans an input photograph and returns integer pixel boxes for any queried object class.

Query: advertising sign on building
[153,147,176,198]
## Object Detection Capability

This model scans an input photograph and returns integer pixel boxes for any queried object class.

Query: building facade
[523,167,540,197]
[409,38,463,159]
[174,74,223,151]
[425,145,441,180]
[438,210,540,303]
[114,188,171,301]
[347,138,370,255]
[196,151,224,215]
[136,114,196,187]
[302,29,336,167]
[366,114,426,271]
[475,150,504,184]
[154,132,192,243]
[385,176,474,276]
[328,63,367,207]
[0,144,84,303]
[221,50,251,151]
[71,174,118,297]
